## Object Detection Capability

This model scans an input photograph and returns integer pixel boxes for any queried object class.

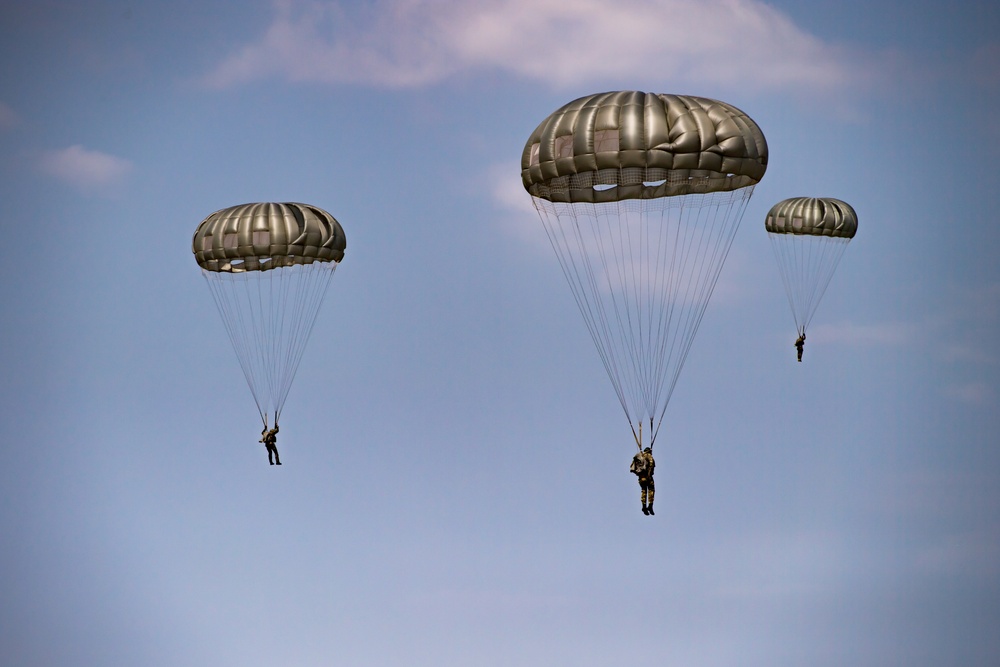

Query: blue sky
[1,1,998,665]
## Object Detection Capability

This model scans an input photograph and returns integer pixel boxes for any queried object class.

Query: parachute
[765,197,857,339]
[522,91,767,448]
[192,202,346,427]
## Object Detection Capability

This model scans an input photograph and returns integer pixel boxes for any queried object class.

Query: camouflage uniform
[794,333,806,362]
[630,447,655,515]
[260,424,281,465]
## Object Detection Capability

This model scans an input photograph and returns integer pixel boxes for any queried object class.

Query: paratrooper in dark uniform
[630,447,655,515]
[260,423,281,465]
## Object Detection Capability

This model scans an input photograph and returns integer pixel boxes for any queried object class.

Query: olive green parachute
[193,202,346,426]
[765,197,857,239]
[193,202,346,271]
[765,197,857,339]
[522,91,767,448]
[522,91,767,203]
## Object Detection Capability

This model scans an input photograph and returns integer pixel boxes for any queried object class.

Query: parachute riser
[631,419,659,458]
[634,421,656,452]
[261,410,281,429]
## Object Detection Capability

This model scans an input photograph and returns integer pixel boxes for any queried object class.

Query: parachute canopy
[765,197,857,337]
[194,202,345,272]
[523,92,767,448]
[522,91,767,203]
[765,197,857,239]
[193,202,346,426]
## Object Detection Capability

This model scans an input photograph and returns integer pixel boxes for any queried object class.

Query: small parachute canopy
[193,202,346,273]
[521,91,768,204]
[765,197,857,239]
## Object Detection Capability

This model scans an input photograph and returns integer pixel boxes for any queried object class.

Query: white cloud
[489,162,534,217]
[487,161,546,249]
[0,101,17,130]
[37,145,133,192]
[203,0,861,95]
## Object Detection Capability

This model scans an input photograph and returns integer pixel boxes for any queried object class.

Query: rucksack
[630,452,648,476]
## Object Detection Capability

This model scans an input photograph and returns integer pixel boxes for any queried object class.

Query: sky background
[1,1,998,665]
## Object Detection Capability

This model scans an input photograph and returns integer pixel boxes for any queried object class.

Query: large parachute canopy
[765,197,857,338]
[522,91,767,448]
[193,202,346,427]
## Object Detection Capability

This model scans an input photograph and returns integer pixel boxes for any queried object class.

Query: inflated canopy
[193,202,346,273]
[765,197,858,239]
[521,91,768,203]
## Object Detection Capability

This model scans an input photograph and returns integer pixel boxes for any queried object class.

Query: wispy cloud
[203,0,865,96]
[487,161,545,249]
[37,145,133,193]
[0,101,18,130]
